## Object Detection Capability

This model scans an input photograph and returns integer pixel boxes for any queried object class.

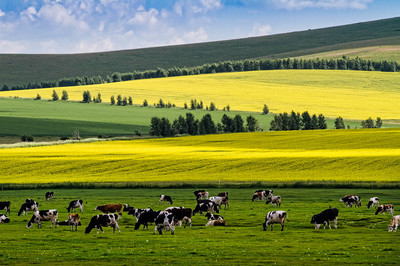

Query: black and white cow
[0,201,11,215]
[154,211,175,235]
[128,207,153,222]
[310,208,339,229]
[205,220,226,226]
[266,196,281,207]
[263,211,288,231]
[340,195,361,207]
[205,212,224,221]
[218,192,228,198]
[194,190,209,200]
[27,210,58,229]
[252,190,273,201]
[45,191,54,200]
[367,197,379,209]
[375,204,394,215]
[209,196,224,209]
[85,214,120,234]
[164,207,192,228]
[159,195,173,204]
[123,204,135,213]
[0,213,10,223]
[18,199,39,216]
[66,199,83,213]
[134,210,161,230]
[193,200,219,216]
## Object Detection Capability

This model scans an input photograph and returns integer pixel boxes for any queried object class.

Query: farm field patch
[0,129,399,184]
[1,70,399,121]
[0,188,398,264]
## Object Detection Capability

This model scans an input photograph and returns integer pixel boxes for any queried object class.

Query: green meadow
[0,188,398,265]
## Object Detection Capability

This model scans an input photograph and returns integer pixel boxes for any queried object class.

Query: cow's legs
[334,217,338,229]
[280,222,284,231]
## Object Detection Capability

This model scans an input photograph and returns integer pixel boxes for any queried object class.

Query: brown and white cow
[194,190,209,200]
[95,203,123,217]
[263,211,288,231]
[27,210,58,229]
[57,213,81,231]
[388,215,400,232]
[266,196,281,207]
[375,204,394,215]
[252,190,273,201]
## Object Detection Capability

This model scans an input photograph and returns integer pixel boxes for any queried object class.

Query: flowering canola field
[0,70,399,120]
[0,128,399,184]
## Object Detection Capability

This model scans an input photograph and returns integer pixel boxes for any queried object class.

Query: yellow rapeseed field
[0,128,399,184]
[0,70,398,120]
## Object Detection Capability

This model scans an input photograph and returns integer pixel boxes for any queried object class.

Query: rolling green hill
[1,17,399,87]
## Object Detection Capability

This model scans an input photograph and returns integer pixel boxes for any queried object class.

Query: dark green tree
[375,117,382,128]
[128,96,133,105]
[186,113,198,135]
[221,114,234,133]
[233,115,245,132]
[35,94,41,100]
[301,111,312,130]
[150,117,161,136]
[122,96,128,106]
[246,115,261,132]
[270,114,282,131]
[334,116,346,129]
[209,102,216,111]
[289,111,301,130]
[262,104,269,115]
[110,95,115,105]
[143,99,148,106]
[361,117,375,128]
[199,114,217,135]
[117,95,122,106]
[61,90,68,101]
[95,93,102,103]
[317,114,327,129]
[52,90,59,101]
[310,114,318,129]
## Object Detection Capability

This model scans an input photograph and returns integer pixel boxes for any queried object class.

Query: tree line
[2,56,398,91]
[150,113,262,137]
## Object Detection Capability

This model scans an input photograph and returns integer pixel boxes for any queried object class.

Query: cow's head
[388,225,395,232]
[310,215,316,224]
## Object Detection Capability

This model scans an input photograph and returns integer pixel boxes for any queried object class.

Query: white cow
[263,211,288,231]
[27,210,58,229]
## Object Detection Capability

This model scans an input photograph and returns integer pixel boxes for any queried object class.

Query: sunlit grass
[0,128,399,184]
[0,70,398,120]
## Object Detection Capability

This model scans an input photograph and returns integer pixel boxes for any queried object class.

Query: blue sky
[0,0,398,54]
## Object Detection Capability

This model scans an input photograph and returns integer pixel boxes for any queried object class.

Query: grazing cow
[263,211,289,231]
[18,199,39,216]
[0,201,11,215]
[194,190,209,200]
[221,196,229,209]
[218,192,228,198]
[164,207,192,228]
[311,208,339,229]
[209,196,224,209]
[159,195,173,204]
[388,215,400,232]
[0,213,10,223]
[252,190,273,201]
[193,201,219,216]
[67,200,83,213]
[123,204,135,213]
[94,203,123,217]
[85,214,120,234]
[205,212,224,221]
[266,196,282,207]
[27,210,58,229]
[206,220,226,226]
[57,214,81,231]
[45,191,54,200]
[375,204,394,215]
[128,207,153,222]
[134,210,161,230]
[340,195,361,207]
[367,197,379,209]
[154,211,175,235]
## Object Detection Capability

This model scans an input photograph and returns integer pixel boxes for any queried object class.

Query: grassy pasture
[1,70,399,121]
[0,188,399,264]
[0,128,399,184]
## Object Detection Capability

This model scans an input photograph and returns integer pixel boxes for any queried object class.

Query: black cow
[45,191,54,200]
[193,201,219,216]
[0,201,11,215]
[165,207,192,228]
[18,199,39,216]
[311,208,339,229]
[205,212,224,221]
[159,195,173,204]
[0,213,10,223]
[134,210,161,230]
[85,214,120,234]
[66,200,83,213]
[154,211,175,235]
[128,207,153,222]
[218,192,228,197]
[27,210,58,229]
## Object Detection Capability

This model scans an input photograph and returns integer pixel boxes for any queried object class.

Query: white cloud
[38,3,89,31]
[129,5,159,26]
[271,0,373,9]
[20,6,38,21]
[170,27,208,45]
[249,24,272,37]
[0,9,5,17]
[0,40,26,53]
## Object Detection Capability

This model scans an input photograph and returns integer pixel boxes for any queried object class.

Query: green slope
[1,17,399,87]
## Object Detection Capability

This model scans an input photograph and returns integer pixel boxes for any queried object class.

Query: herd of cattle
[0,190,398,234]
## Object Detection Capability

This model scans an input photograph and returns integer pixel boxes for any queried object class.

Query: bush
[21,135,34,142]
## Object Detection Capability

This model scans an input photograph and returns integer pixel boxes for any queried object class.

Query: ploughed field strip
[0,128,399,183]
[0,188,398,264]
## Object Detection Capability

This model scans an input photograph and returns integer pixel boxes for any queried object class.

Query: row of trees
[361,117,382,128]
[150,113,262,137]
[2,57,398,91]
[269,111,327,131]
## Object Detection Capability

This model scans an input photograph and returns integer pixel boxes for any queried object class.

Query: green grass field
[0,188,399,264]
[0,17,399,87]
[0,128,399,184]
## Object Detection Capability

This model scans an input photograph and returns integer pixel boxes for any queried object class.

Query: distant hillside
[1,17,399,87]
